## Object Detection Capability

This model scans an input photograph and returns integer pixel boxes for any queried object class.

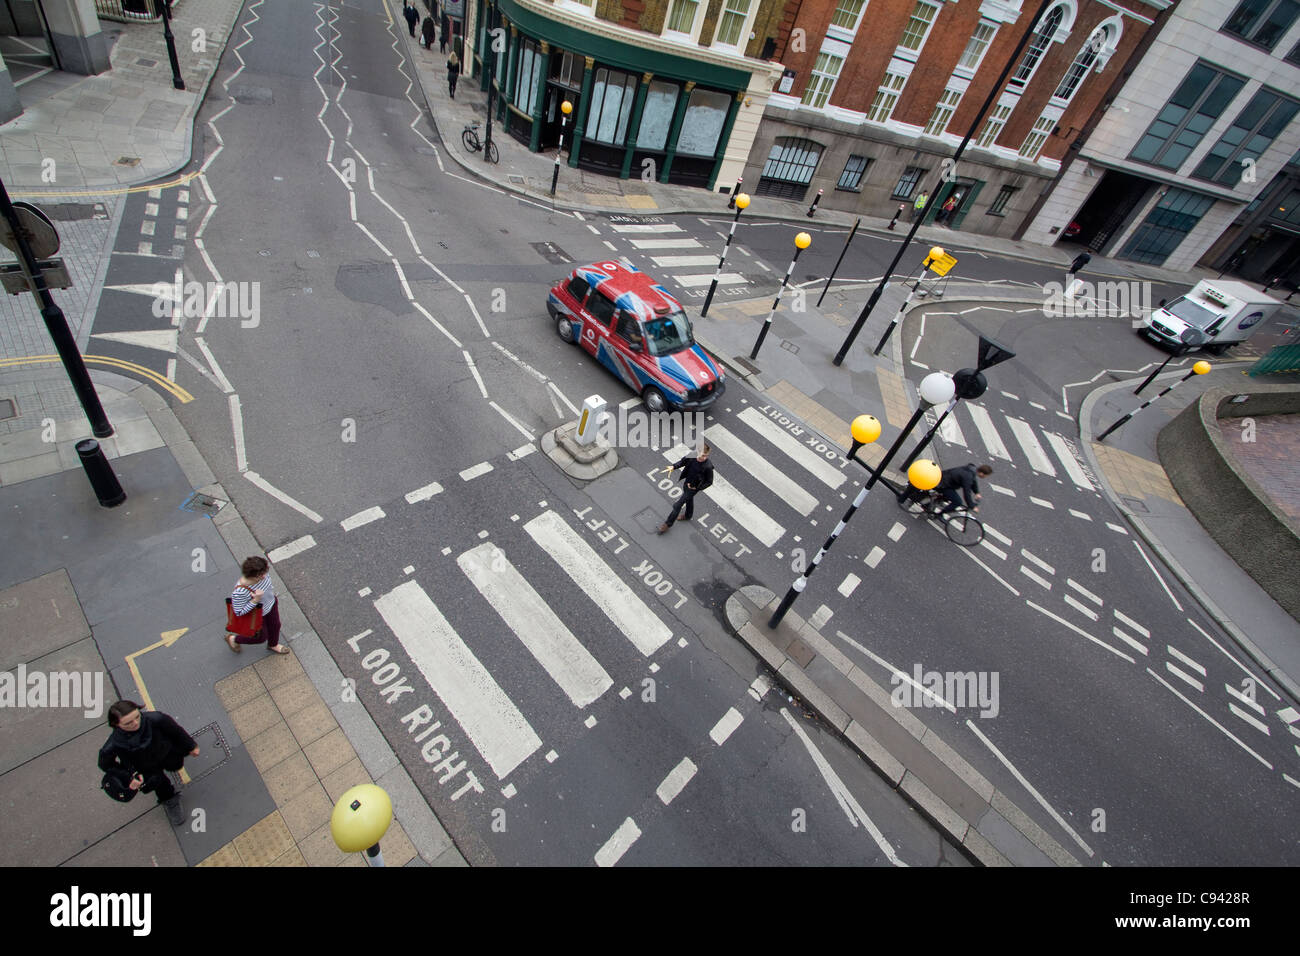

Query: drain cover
[179,491,225,517]
[0,398,16,422]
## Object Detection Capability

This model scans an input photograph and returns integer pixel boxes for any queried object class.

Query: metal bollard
[76,439,126,507]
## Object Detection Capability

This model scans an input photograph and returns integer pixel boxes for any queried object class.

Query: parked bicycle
[462,121,499,164]
[897,488,985,546]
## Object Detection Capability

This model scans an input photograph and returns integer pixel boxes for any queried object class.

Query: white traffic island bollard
[542,394,619,479]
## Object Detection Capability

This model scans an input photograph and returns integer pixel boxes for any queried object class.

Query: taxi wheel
[556,316,575,343]
[642,386,669,414]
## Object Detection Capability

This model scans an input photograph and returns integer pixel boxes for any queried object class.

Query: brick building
[740,0,1162,236]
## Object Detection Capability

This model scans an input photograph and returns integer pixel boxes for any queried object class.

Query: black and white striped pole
[874,246,943,356]
[751,230,811,360]
[549,100,574,196]
[807,188,823,217]
[727,177,744,209]
[1097,360,1210,442]
[769,373,956,629]
[701,192,749,317]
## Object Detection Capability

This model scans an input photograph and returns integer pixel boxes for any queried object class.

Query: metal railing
[94,0,185,23]
[1248,344,1300,377]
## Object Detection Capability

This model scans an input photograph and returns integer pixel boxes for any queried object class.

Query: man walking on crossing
[658,443,713,533]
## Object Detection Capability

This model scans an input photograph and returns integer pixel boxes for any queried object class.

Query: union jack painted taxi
[547,259,725,413]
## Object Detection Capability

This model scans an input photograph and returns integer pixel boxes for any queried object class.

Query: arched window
[1052,24,1113,102]
[756,138,824,200]
[1009,5,1065,87]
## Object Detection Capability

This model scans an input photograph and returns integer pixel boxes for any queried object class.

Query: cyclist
[931,463,992,516]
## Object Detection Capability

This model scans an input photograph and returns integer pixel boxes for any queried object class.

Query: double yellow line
[10,169,205,200]
[0,354,194,402]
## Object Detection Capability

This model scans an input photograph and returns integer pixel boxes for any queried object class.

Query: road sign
[0,258,73,295]
[927,252,957,276]
[0,201,60,260]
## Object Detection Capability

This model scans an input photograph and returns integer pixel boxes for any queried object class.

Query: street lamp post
[1097,361,1211,442]
[768,372,956,629]
[701,192,750,317]
[751,231,811,360]
[550,100,573,196]
[158,0,185,91]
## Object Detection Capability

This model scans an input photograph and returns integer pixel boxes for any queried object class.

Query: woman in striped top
[226,555,289,654]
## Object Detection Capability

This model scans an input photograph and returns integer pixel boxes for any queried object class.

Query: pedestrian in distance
[403,1,419,37]
[911,190,929,222]
[936,193,960,226]
[657,443,713,533]
[421,14,436,49]
[439,12,450,53]
[98,701,199,827]
[447,51,460,98]
[225,555,290,655]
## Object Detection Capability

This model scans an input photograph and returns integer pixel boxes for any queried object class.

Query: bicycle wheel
[485,140,499,164]
[944,513,984,547]
[461,128,479,152]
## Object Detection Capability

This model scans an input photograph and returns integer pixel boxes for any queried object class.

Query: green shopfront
[472,0,754,189]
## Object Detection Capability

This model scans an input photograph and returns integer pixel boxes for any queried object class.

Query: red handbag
[226,595,263,638]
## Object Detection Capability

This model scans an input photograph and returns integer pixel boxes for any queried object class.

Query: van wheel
[642,386,669,414]
[556,316,575,343]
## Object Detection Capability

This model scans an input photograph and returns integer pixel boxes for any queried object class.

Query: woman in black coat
[98,700,198,826]
[421,15,436,49]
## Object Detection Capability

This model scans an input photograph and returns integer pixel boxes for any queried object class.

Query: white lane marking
[887,522,906,542]
[1111,627,1149,656]
[507,444,536,461]
[650,255,719,267]
[1064,594,1099,621]
[965,404,1011,460]
[1275,705,1298,724]
[548,381,580,416]
[195,337,234,393]
[1029,496,1055,509]
[1029,401,1047,411]
[1167,645,1206,676]
[864,546,886,568]
[243,471,324,523]
[781,708,907,866]
[1165,662,1204,692]
[748,675,774,700]
[458,543,612,708]
[610,223,684,233]
[838,573,861,597]
[1113,609,1149,636]
[1228,702,1270,735]
[463,350,487,398]
[268,535,317,563]
[956,544,1021,596]
[1147,668,1272,770]
[1021,549,1055,575]
[983,524,1012,546]
[1000,391,1019,401]
[706,424,819,516]
[228,394,247,472]
[629,237,704,249]
[1285,774,1300,789]
[406,481,444,503]
[490,401,535,442]
[1020,566,1053,590]
[1044,432,1094,490]
[595,817,642,867]
[676,272,746,287]
[937,411,967,448]
[1026,601,1135,663]
[979,540,1007,560]
[990,484,1016,497]
[709,707,743,745]
[663,445,785,547]
[737,408,847,491]
[376,580,541,780]
[1106,522,1128,535]
[525,510,672,656]
[341,506,385,531]
[1186,618,1280,700]
[1224,683,1264,715]
[603,240,617,251]
[1067,579,1102,606]
[460,462,493,481]
[1007,417,1057,476]
[656,757,698,805]
[1068,509,1093,521]
[965,721,1097,859]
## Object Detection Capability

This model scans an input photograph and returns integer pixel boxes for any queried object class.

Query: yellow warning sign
[926,252,957,276]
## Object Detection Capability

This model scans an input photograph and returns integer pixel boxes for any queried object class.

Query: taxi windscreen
[644,311,695,356]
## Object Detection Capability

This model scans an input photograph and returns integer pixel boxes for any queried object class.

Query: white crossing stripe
[838,573,861,597]
[458,543,612,708]
[937,412,967,448]
[1044,432,1095,490]
[1114,609,1149,636]
[710,707,743,745]
[865,546,886,568]
[675,272,746,287]
[1277,706,1299,724]
[375,580,541,780]
[705,424,819,516]
[650,255,718,268]
[1112,627,1149,656]
[525,510,672,656]
[965,404,1011,460]
[656,758,698,805]
[983,524,1012,547]
[1229,703,1271,735]
[341,507,385,531]
[1020,565,1053,590]
[629,237,704,249]
[1106,522,1129,535]
[1021,549,1055,575]
[268,535,316,563]
[1007,417,1057,476]
[738,407,846,489]
[595,818,642,867]
[1067,579,1102,606]
[1064,594,1099,621]
[1068,509,1093,521]
[1167,645,1206,675]
[1029,496,1055,509]
[461,462,493,481]
[405,481,444,503]
[990,484,1016,497]
[1225,683,1265,715]
[662,445,785,547]
[611,223,684,233]
[887,522,906,542]
[1166,661,1204,692]
[979,540,1007,560]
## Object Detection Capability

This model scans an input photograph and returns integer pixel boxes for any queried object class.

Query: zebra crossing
[608,221,750,295]
[930,400,1097,493]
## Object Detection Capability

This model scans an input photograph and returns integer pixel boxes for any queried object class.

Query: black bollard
[76,440,126,507]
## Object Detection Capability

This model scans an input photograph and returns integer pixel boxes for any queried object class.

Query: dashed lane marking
[1067,579,1102,606]
[341,507,385,531]
[1167,645,1206,676]
[864,546,886,569]
[1064,594,1098,621]
[1026,600,1134,663]
[709,707,743,745]
[406,481,444,503]
[656,757,698,805]
[595,818,641,867]
[1113,610,1149,637]
[1147,668,1272,770]
[268,535,317,563]
[1111,627,1149,656]
[1165,662,1204,693]
[460,462,493,481]
[1029,496,1055,509]
[1020,566,1053,590]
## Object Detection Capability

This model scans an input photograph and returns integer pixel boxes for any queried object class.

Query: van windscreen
[1166,297,1220,329]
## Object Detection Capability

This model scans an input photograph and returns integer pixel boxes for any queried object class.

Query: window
[1130,63,1246,170]
[714,0,752,47]
[830,0,867,31]
[677,88,732,156]
[867,72,907,123]
[637,81,680,151]
[551,52,581,87]
[615,312,643,345]
[1009,6,1064,87]
[897,1,941,53]
[666,0,700,34]
[587,291,616,325]
[925,89,963,135]
[892,166,926,199]
[988,185,1018,216]
[1223,0,1300,51]
[566,275,590,302]
[1288,38,1300,63]
[958,22,997,72]
[1053,27,1110,102]
[514,39,544,111]
[1119,188,1214,265]
[1192,88,1300,185]
[756,137,823,200]
[1020,115,1056,159]
[977,103,1013,147]
[837,155,871,190]
[1271,188,1300,226]
[802,52,844,109]
[586,69,639,146]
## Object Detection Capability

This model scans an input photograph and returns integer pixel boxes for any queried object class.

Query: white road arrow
[91,329,178,353]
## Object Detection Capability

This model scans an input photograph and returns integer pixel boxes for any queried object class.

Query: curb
[1077,376,1300,702]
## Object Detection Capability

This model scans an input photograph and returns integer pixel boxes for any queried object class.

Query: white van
[1139,280,1283,354]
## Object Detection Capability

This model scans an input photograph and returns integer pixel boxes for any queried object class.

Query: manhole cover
[508,175,525,184]
[780,340,800,355]
[114,157,141,167]
[1121,496,1149,513]
[0,398,16,422]
[731,356,761,375]
[179,491,226,517]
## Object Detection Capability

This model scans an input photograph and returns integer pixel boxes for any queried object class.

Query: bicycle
[462,121,499,164]
[897,488,985,547]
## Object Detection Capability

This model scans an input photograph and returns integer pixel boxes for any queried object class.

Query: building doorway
[1063,169,1153,253]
